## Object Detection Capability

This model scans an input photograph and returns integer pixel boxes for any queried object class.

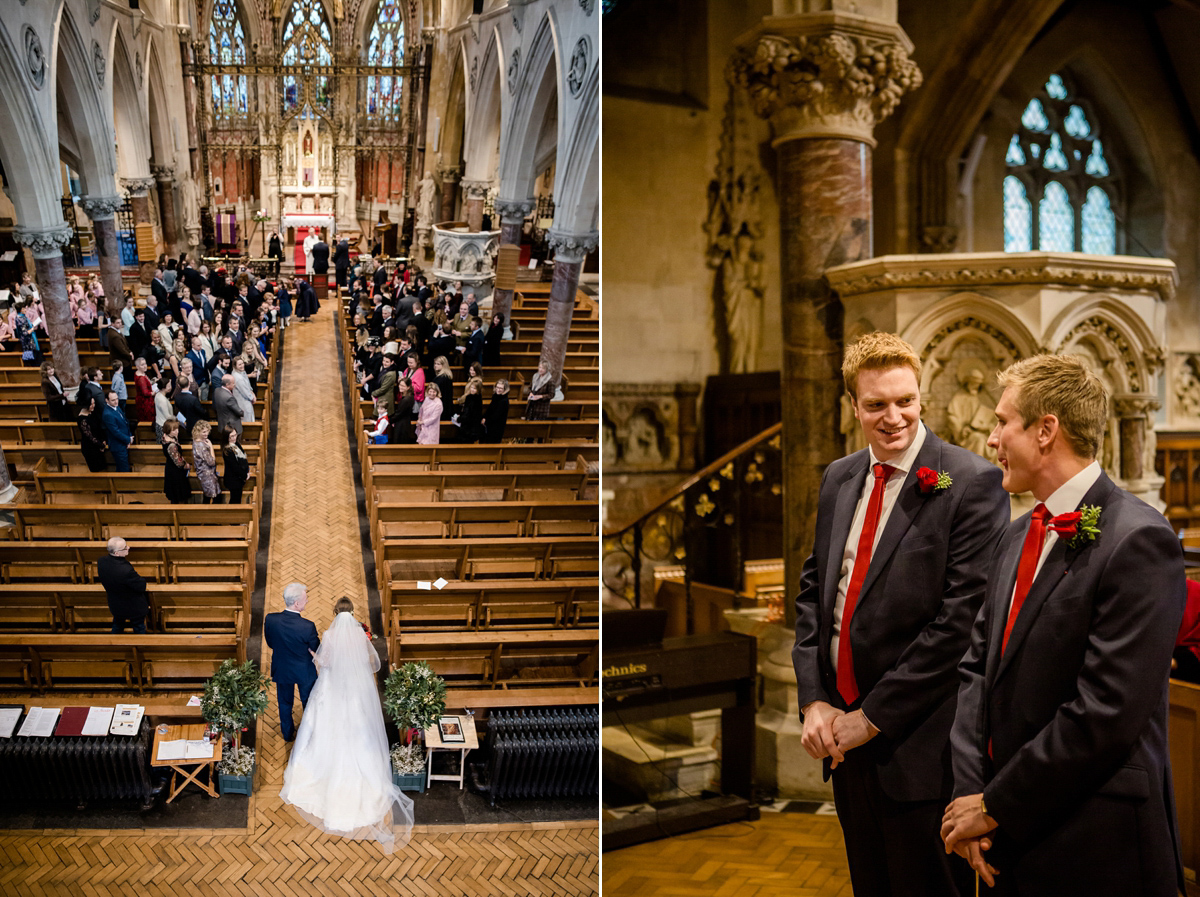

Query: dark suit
[101,403,133,472]
[97,553,149,633]
[310,240,330,275]
[462,328,485,367]
[333,240,350,287]
[211,385,244,436]
[950,471,1185,896]
[793,427,1008,896]
[151,278,169,311]
[263,609,320,741]
[175,390,206,435]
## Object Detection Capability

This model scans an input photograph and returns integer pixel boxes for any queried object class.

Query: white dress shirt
[830,422,929,672]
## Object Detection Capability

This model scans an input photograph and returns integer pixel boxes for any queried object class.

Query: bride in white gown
[279,598,414,852]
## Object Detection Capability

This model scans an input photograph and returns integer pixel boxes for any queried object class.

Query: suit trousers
[276,678,315,741]
[831,747,972,897]
[111,615,147,634]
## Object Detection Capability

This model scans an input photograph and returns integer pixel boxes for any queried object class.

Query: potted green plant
[383,661,446,792]
[201,658,271,795]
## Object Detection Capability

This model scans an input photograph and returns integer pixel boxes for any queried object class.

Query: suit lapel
[992,473,1117,683]
[856,431,943,605]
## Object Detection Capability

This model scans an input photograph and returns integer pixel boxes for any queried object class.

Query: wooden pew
[387,578,599,631]
[34,471,260,505]
[0,419,264,447]
[10,504,257,542]
[371,500,598,542]
[0,582,248,633]
[387,628,599,689]
[5,443,263,477]
[364,442,599,471]
[376,535,597,584]
[369,468,592,506]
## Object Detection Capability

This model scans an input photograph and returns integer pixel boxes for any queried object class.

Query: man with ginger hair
[941,354,1185,895]
[793,331,1008,896]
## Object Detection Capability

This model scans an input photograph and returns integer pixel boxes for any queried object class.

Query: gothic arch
[53,3,118,196]
[145,40,173,166]
[0,17,62,226]
[498,9,559,203]
[440,40,467,173]
[199,0,262,51]
[1044,295,1163,396]
[463,27,503,183]
[110,25,151,179]
[552,62,596,233]
[354,0,415,52]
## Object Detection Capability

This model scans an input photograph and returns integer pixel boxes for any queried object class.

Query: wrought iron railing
[602,422,783,628]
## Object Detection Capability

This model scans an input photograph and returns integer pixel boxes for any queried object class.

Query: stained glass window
[1003,72,1119,255]
[281,0,334,114]
[209,0,248,121]
[1004,177,1032,252]
[366,0,406,122]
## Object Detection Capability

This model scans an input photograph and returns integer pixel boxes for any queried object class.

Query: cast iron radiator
[482,707,598,806]
[0,717,153,805]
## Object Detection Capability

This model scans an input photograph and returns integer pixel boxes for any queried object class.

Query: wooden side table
[423,712,478,790]
[150,723,222,803]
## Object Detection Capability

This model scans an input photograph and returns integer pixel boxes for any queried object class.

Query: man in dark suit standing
[174,378,206,434]
[942,354,1185,896]
[101,389,134,472]
[263,582,320,742]
[333,238,350,288]
[150,269,169,316]
[212,374,244,437]
[793,331,1009,897]
[310,237,330,295]
[97,537,149,633]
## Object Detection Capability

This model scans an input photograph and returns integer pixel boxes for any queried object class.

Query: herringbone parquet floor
[603,813,852,897]
[0,312,599,896]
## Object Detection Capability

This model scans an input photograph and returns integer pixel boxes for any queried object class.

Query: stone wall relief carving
[23,26,45,90]
[568,38,589,98]
[919,329,1013,467]
[92,40,106,87]
[1173,353,1200,423]
[604,400,676,472]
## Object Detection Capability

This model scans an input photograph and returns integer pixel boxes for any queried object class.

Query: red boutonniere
[1049,505,1101,548]
[916,466,953,494]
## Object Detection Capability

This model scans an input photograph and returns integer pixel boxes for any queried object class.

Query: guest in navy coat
[264,582,320,742]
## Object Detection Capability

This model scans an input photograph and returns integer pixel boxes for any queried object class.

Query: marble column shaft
[540,258,583,392]
[130,195,151,226]
[778,137,872,609]
[440,176,459,223]
[157,180,178,249]
[35,254,82,390]
[93,217,127,319]
[491,218,523,327]
[465,198,485,234]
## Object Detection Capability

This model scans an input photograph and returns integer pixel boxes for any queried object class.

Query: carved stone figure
[840,393,867,455]
[946,362,998,464]
[417,172,437,230]
[181,176,201,230]
[1176,355,1200,420]
[722,233,765,374]
[622,410,665,468]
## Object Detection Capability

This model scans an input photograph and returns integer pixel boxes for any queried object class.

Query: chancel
[0,0,596,891]
[603,1,1200,894]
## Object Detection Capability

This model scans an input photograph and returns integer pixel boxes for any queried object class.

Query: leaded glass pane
[366,0,406,120]
[209,1,247,120]
[1043,133,1069,171]
[1086,140,1110,177]
[1046,74,1068,100]
[1030,144,1040,160]
[1082,187,1115,254]
[1022,99,1050,132]
[1006,135,1026,166]
[1004,176,1032,252]
[1064,104,1090,138]
[1039,181,1074,251]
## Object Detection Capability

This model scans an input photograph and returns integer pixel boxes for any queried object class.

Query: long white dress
[279,612,414,852]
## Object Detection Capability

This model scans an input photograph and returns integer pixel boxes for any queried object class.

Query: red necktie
[1001,503,1050,655]
[837,462,896,705]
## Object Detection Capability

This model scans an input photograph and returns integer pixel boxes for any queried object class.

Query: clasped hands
[799,701,878,769]
[940,794,999,886]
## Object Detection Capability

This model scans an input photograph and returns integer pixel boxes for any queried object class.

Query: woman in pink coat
[415,381,442,445]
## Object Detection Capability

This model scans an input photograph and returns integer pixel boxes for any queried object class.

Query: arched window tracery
[281,0,334,114]
[209,0,248,121]
[365,0,406,122]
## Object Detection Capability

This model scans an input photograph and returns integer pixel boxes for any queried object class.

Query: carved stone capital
[152,165,176,183]
[438,165,462,184]
[548,229,599,265]
[461,178,492,201]
[494,197,534,224]
[177,25,192,41]
[121,177,155,197]
[14,225,73,259]
[1114,395,1160,419]
[729,14,921,146]
[79,195,126,221]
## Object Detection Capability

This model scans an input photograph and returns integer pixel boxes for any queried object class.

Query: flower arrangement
[252,208,270,223]
[390,742,426,775]
[916,466,953,494]
[383,661,447,745]
[202,658,271,772]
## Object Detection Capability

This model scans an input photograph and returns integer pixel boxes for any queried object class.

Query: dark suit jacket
[311,241,330,274]
[333,240,350,271]
[151,279,168,309]
[175,390,206,434]
[263,610,319,688]
[101,403,132,449]
[182,266,204,295]
[793,427,1008,803]
[107,330,135,368]
[463,328,485,365]
[143,304,161,332]
[211,386,244,436]
[951,472,1185,895]
[97,554,149,619]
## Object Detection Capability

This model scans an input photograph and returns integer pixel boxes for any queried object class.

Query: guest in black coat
[484,313,505,366]
[393,379,418,445]
[161,420,192,505]
[310,239,330,277]
[481,379,510,444]
[96,537,149,633]
[221,425,250,504]
[267,232,283,277]
[452,378,484,443]
[175,378,207,434]
[333,239,350,287]
[77,395,108,471]
[40,361,71,421]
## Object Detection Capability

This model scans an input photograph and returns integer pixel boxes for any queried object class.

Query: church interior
[0,0,599,893]
[602,0,1200,893]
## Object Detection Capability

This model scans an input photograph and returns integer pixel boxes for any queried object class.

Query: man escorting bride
[279,596,414,853]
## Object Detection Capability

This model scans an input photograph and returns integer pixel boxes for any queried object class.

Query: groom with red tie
[793,332,1009,897]
[942,354,1186,895]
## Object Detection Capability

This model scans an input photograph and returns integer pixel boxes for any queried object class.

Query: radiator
[483,707,598,806]
[0,717,152,805]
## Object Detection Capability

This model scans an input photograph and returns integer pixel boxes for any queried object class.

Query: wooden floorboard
[0,314,599,895]
[602,813,851,897]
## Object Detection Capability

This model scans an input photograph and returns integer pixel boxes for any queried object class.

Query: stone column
[438,166,461,223]
[153,165,179,251]
[122,176,157,282]
[82,195,129,319]
[178,27,201,185]
[14,225,80,391]
[1115,395,1159,481]
[461,179,490,233]
[730,14,922,624]
[541,229,599,391]
[492,197,533,333]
